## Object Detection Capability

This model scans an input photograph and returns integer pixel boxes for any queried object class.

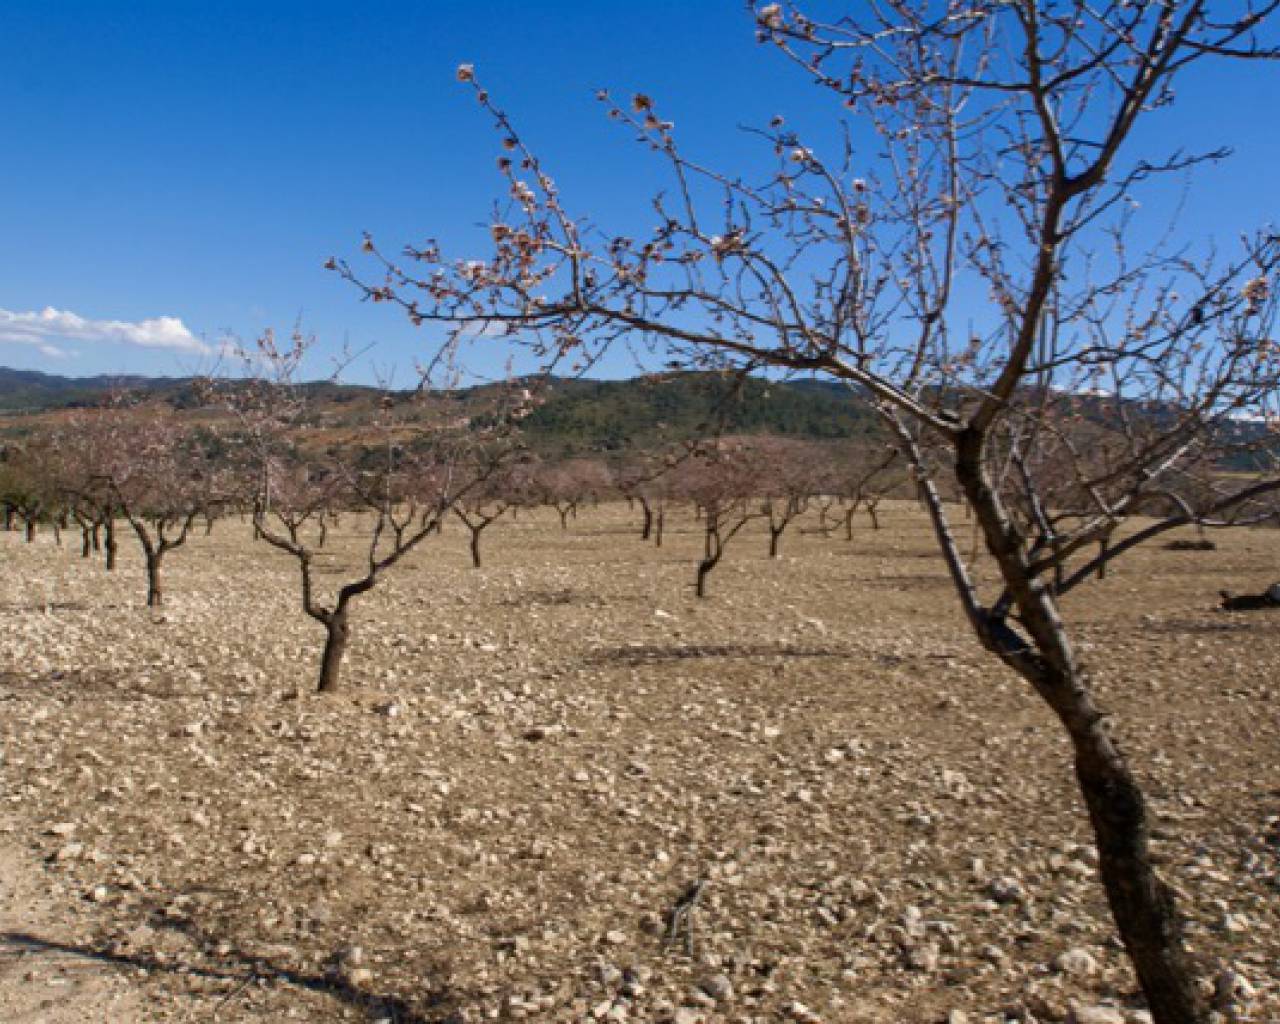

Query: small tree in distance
[672,439,766,598]
[611,448,677,546]
[54,404,211,609]
[453,453,533,568]
[533,457,611,530]
[333,6,1280,1019]
[834,443,902,537]
[228,330,532,693]
[754,436,824,558]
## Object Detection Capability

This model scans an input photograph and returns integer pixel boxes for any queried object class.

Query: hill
[0,367,878,453]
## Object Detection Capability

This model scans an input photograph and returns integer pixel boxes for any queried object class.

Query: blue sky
[2,2,1278,384]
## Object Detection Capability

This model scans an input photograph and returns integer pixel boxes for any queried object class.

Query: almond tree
[833,443,902,537]
[672,439,766,598]
[230,331,530,692]
[533,457,611,530]
[610,448,677,546]
[334,6,1280,1019]
[48,414,125,567]
[452,453,534,568]
[0,442,54,543]
[92,407,212,608]
[754,436,825,558]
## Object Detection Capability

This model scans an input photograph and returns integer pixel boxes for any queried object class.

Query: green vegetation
[0,367,878,454]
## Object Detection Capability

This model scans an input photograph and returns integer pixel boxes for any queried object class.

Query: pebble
[1067,1005,1124,1024]
[1054,947,1099,977]
[698,973,733,1002]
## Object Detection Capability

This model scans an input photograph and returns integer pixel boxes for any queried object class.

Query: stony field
[1,501,1278,1023]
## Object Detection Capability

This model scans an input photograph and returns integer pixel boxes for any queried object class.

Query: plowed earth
[1,502,1278,1023]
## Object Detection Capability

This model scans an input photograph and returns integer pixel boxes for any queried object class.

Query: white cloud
[0,306,210,355]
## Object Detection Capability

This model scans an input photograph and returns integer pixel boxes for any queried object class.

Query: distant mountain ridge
[0,366,190,411]
[0,366,878,452]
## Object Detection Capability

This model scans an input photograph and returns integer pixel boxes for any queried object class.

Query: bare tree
[229,331,530,693]
[833,443,903,538]
[533,457,611,530]
[48,414,127,567]
[333,7,1280,1019]
[672,439,766,598]
[452,453,533,568]
[91,407,212,609]
[610,448,677,546]
[0,440,57,543]
[754,436,825,557]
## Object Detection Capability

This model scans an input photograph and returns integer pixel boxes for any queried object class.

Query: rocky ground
[1,502,1278,1023]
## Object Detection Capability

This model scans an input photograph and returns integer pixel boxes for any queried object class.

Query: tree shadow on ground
[0,925,460,1023]
[0,600,97,613]
[0,666,196,703]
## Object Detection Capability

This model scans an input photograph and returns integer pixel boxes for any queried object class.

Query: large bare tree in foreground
[335,4,1280,1019]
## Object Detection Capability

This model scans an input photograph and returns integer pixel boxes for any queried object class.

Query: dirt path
[0,825,142,1024]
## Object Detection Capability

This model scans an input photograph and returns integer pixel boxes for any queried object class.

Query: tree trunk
[1068,715,1207,1024]
[696,523,720,598]
[92,522,101,552]
[695,557,715,598]
[951,427,1209,1024]
[639,498,653,541]
[317,611,350,693]
[469,527,483,568]
[768,525,783,559]
[81,527,92,558]
[654,507,665,548]
[24,519,36,543]
[844,508,855,541]
[104,519,118,571]
[868,502,881,531]
[145,551,164,608]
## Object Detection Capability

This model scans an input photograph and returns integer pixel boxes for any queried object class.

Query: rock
[905,942,939,972]
[1053,947,1099,977]
[524,725,561,741]
[988,876,1025,904]
[787,1001,822,1023]
[1213,966,1256,1008]
[604,930,627,945]
[698,973,734,1002]
[336,944,365,967]
[1067,1005,1125,1024]
[1220,912,1249,933]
